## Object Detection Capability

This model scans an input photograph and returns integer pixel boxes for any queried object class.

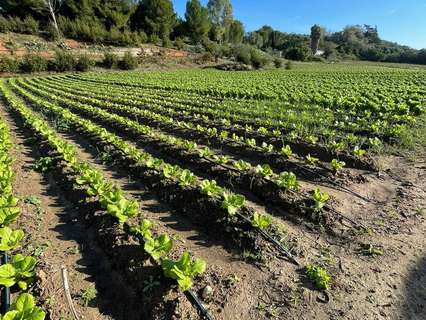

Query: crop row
[25,76,372,176]
[76,70,425,124]
[0,107,46,318]
[8,78,309,264]
[13,78,347,230]
[1,81,210,298]
[66,74,416,142]
[62,75,392,149]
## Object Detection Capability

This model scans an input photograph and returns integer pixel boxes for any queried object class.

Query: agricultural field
[0,64,425,320]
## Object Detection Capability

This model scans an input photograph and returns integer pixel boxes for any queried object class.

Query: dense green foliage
[69,65,425,154]
[248,24,426,64]
[0,0,424,64]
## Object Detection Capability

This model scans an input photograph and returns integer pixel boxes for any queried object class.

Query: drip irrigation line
[186,289,215,320]
[236,212,300,266]
[325,205,367,231]
[294,162,377,204]
[0,252,10,314]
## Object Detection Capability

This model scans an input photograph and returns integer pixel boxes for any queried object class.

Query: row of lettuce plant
[0,80,207,293]
[52,76,355,140]
[15,79,336,220]
[9,78,325,260]
[63,74,407,144]
[40,76,376,154]
[73,71,423,141]
[26,77,357,176]
[0,113,45,319]
[74,69,424,120]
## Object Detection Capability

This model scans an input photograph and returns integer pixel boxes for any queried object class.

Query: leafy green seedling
[245,138,257,147]
[199,147,214,158]
[312,188,330,212]
[274,171,300,191]
[255,164,274,179]
[257,127,268,135]
[234,160,251,171]
[330,159,346,173]
[306,135,318,144]
[200,180,223,197]
[131,219,153,239]
[0,227,24,251]
[1,293,45,320]
[251,212,271,230]
[221,192,245,216]
[261,142,274,153]
[0,195,21,226]
[212,155,230,165]
[0,254,36,290]
[280,145,293,158]
[162,164,181,179]
[306,154,319,165]
[81,284,97,307]
[162,252,206,291]
[178,170,196,187]
[305,264,331,290]
[144,234,173,261]
[353,146,366,157]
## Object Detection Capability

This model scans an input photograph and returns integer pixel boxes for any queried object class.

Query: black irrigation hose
[294,162,378,204]
[186,289,215,320]
[236,212,300,266]
[0,252,10,314]
[325,205,367,231]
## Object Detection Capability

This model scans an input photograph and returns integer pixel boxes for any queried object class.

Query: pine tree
[185,0,210,43]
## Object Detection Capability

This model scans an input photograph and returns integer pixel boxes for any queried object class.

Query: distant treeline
[0,0,425,64]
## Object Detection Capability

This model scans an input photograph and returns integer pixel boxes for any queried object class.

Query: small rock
[37,269,47,284]
[202,285,213,300]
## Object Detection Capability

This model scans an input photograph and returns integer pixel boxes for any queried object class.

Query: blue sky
[172,0,426,49]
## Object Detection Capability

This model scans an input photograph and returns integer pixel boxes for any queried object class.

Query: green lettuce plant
[221,192,245,216]
[251,212,271,230]
[0,227,24,251]
[330,159,346,173]
[234,160,251,171]
[274,171,300,191]
[0,254,36,290]
[255,164,273,179]
[162,252,206,291]
[0,293,45,320]
[280,145,293,158]
[312,188,330,212]
[178,170,197,187]
[0,195,20,226]
[144,234,173,262]
[305,264,331,290]
[200,180,223,197]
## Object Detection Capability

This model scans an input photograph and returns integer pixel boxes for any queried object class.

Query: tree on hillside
[363,24,380,44]
[130,0,176,41]
[228,20,244,44]
[207,0,233,43]
[43,0,65,38]
[0,0,45,19]
[310,24,322,54]
[185,0,210,43]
